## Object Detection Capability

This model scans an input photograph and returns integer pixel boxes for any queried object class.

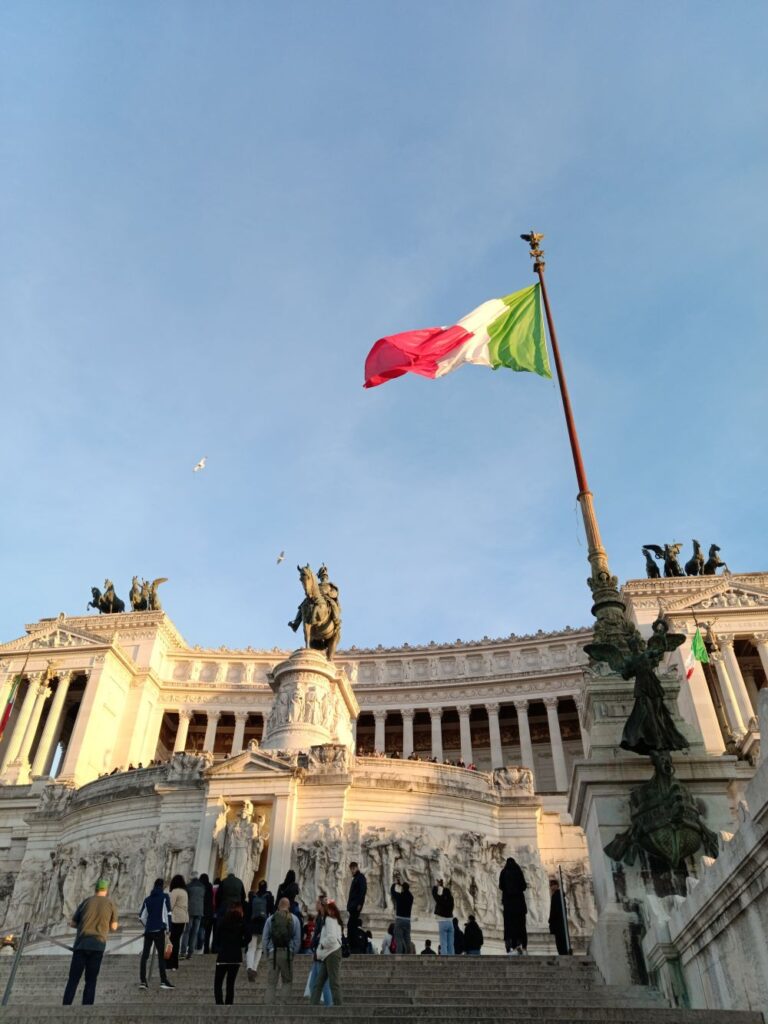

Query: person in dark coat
[452,917,465,955]
[548,878,571,955]
[346,862,367,942]
[498,857,528,954]
[214,904,249,1004]
[275,869,299,906]
[463,915,483,955]
[200,873,215,953]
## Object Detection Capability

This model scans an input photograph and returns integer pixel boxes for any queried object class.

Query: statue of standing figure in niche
[585,616,688,756]
[213,801,268,885]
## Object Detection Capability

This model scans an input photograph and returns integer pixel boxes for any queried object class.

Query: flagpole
[521,232,628,649]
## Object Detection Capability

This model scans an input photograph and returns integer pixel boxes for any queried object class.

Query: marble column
[1,675,40,771]
[719,635,755,727]
[544,696,568,792]
[374,710,387,753]
[174,710,192,754]
[401,709,414,758]
[203,710,220,753]
[30,672,73,777]
[429,707,443,761]
[13,682,53,779]
[485,703,503,769]
[231,712,248,756]
[711,652,747,736]
[753,633,768,681]
[457,705,473,764]
[513,699,535,771]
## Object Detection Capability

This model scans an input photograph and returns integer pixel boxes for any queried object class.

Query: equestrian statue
[88,579,125,614]
[289,563,341,661]
[642,541,728,579]
[129,576,168,611]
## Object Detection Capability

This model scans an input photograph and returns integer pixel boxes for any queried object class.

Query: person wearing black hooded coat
[498,857,528,954]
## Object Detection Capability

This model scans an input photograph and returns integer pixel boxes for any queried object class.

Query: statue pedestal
[570,665,752,986]
[261,648,359,754]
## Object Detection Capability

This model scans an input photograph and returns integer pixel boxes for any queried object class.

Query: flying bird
[193,456,207,473]
[276,551,285,564]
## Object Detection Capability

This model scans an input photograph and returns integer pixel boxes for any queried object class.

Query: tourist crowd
[60,856,571,1007]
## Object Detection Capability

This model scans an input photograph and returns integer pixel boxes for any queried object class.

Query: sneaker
[160,981,175,990]
[138,982,148,990]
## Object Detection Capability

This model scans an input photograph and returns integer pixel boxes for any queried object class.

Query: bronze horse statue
[88,584,125,614]
[703,544,727,575]
[643,543,684,578]
[684,539,705,576]
[288,565,340,660]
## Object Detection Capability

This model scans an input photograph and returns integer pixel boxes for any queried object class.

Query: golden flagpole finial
[520,231,545,271]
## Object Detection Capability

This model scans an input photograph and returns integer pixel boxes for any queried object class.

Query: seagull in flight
[276,551,285,564]
[193,456,207,473]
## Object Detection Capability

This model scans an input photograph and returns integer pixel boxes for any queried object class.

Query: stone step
[0,1011,762,1024]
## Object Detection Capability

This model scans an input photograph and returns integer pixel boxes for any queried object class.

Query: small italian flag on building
[686,628,709,679]
[0,675,22,742]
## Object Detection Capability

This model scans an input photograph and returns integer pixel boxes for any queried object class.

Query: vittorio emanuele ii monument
[1,236,767,1019]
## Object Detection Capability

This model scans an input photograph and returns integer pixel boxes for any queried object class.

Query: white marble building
[0,571,765,974]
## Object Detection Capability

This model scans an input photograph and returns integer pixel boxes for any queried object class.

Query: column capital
[373,709,388,721]
[179,708,193,721]
[753,632,768,645]
[718,633,735,647]
[513,698,529,713]
[207,709,221,722]
[484,702,500,715]
[543,696,559,710]
[400,709,415,721]
[234,711,249,723]
[456,704,472,716]
[428,706,443,718]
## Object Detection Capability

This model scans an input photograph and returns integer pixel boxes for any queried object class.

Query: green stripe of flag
[487,283,552,378]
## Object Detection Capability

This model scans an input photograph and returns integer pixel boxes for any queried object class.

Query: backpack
[270,910,293,949]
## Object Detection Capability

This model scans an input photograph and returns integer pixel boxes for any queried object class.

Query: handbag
[164,940,173,960]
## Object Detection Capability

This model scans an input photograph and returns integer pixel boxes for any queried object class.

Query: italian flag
[686,628,710,679]
[0,675,21,741]
[364,283,552,388]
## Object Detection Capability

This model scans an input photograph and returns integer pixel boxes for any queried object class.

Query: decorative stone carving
[307,743,351,773]
[213,799,267,885]
[491,766,534,794]
[166,751,212,780]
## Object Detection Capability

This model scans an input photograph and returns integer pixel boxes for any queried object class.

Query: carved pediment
[0,623,105,653]
[205,747,298,778]
[661,580,768,614]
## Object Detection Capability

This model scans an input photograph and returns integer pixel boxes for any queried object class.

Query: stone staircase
[0,952,764,1023]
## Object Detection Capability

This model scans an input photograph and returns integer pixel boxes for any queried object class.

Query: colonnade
[171,708,259,758]
[709,632,768,738]
[0,670,83,780]
[367,695,578,791]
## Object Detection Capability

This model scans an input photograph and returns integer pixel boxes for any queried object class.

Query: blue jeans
[438,918,454,955]
[466,949,481,956]
[182,916,203,957]
[307,959,333,1005]
[393,917,411,954]
[63,948,104,1005]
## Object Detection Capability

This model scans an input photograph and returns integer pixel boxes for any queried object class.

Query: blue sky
[1,0,766,652]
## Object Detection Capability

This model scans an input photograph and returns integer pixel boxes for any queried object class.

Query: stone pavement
[0,952,764,1023]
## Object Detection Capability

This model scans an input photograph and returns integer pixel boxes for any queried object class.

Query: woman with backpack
[214,904,249,1004]
[246,880,274,981]
[310,900,343,1006]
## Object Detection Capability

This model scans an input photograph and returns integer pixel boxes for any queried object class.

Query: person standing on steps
[432,878,455,955]
[310,899,344,1006]
[138,878,174,990]
[263,897,302,1004]
[246,879,275,980]
[183,871,205,958]
[168,875,188,970]
[463,915,483,956]
[346,861,367,945]
[498,856,528,955]
[214,903,249,1004]
[200,873,215,953]
[548,878,571,955]
[420,939,436,955]
[390,871,414,954]
[62,878,118,1006]
[452,917,465,955]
